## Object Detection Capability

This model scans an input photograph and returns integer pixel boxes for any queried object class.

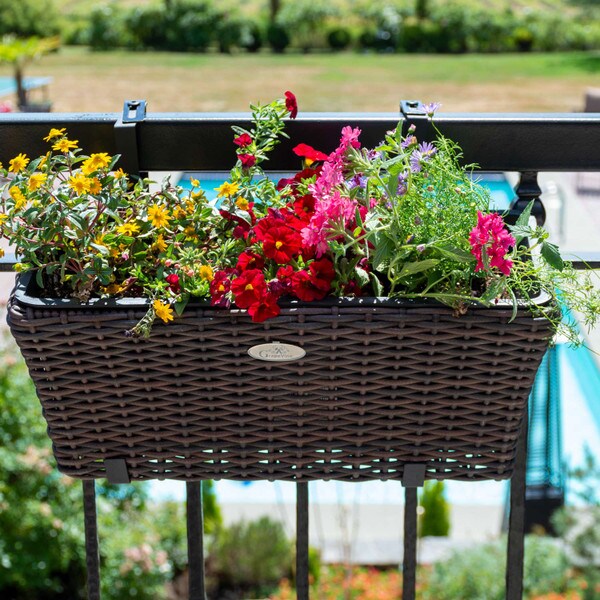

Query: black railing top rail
[2,108,600,171]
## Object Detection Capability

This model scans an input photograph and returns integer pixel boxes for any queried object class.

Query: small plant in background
[418,480,451,538]
[207,516,294,598]
[552,449,600,600]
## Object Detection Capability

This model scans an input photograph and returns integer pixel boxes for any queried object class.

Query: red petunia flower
[291,258,335,301]
[285,91,298,119]
[233,133,252,147]
[210,271,232,306]
[293,194,316,223]
[231,269,267,309]
[248,293,281,322]
[239,154,256,169]
[293,143,329,164]
[236,250,265,272]
[165,273,181,293]
[261,225,303,264]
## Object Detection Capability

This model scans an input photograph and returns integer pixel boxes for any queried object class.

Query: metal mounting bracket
[400,100,427,118]
[114,99,147,179]
[104,458,130,484]
[402,463,426,488]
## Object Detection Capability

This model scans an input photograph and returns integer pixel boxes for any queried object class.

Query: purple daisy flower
[422,102,441,117]
[410,142,437,173]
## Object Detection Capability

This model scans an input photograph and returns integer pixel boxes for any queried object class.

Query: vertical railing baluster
[83,479,101,600]
[296,482,310,600]
[402,487,418,600]
[506,411,529,600]
[187,481,206,600]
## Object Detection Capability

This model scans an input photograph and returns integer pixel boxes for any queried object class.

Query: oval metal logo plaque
[248,342,306,362]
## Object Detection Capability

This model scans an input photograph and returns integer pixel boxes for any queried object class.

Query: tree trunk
[15,65,27,109]
[269,0,281,23]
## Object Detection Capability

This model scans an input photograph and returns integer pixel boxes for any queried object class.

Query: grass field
[2,47,599,113]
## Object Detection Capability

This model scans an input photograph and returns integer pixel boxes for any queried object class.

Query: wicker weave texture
[7,297,552,482]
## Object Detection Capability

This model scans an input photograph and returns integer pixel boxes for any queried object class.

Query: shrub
[216,18,243,54]
[266,23,290,53]
[423,536,575,600]
[0,0,60,38]
[88,7,129,51]
[356,4,402,52]
[239,20,263,53]
[208,516,293,598]
[125,0,223,52]
[327,27,352,51]
[419,480,451,538]
[276,0,339,52]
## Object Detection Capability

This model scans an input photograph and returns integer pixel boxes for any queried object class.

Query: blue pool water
[178,171,516,211]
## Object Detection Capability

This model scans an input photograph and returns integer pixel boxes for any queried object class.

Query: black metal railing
[1,102,600,600]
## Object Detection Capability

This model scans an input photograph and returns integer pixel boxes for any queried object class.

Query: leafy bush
[423,536,575,600]
[88,6,130,51]
[266,23,290,53]
[207,516,293,598]
[277,0,339,52]
[327,27,352,51]
[239,20,263,53]
[356,3,402,52]
[125,0,224,52]
[0,0,60,38]
[419,480,450,537]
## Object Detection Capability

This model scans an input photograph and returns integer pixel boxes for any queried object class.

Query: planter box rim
[11,271,554,313]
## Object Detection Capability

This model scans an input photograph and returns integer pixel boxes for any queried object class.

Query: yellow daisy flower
[152,234,167,253]
[235,197,249,211]
[147,204,171,229]
[113,168,127,179]
[43,128,66,142]
[215,181,239,198]
[0,248,4,258]
[81,153,112,175]
[0,213,8,225]
[52,138,79,153]
[9,186,27,210]
[117,222,140,236]
[153,299,174,323]
[183,225,197,240]
[172,206,187,220]
[198,265,214,282]
[9,153,30,173]
[185,200,196,214]
[88,177,102,194]
[28,173,48,192]
[68,173,91,195]
[190,178,200,187]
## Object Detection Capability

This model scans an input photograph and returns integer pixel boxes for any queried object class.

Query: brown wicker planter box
[7,272,554,483]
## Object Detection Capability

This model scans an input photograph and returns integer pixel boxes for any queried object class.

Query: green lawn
[2,46,599,113]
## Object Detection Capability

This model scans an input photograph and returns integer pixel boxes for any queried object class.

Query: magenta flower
[469,211,516,276]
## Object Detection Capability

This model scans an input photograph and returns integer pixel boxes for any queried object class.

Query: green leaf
[508,287,519,323]
[541,241,564,271]
[515,200,534,228]
[398,259,439,278]
[174,294,190,316]
[369,272,384,297]
[354,266,370,288]
[35,269,43,288]
[436,245,475,263]
[372,233,395,272]
[480,278,506,304]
